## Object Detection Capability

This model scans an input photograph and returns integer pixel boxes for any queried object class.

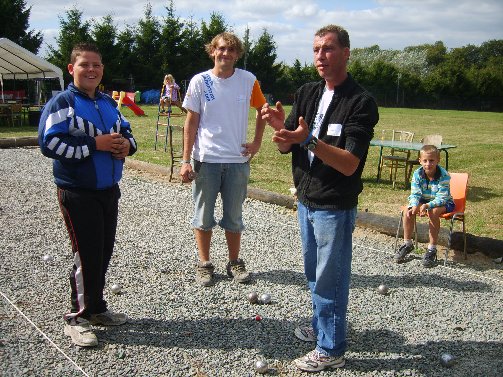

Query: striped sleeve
[428,172,452,208]
[408,168,423,207]
[38,93,96,163]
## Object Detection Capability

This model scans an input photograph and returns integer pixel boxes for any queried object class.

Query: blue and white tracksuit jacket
[38,83,137,189]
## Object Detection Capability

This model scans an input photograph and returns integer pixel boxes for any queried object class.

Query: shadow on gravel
[251,269,306,286]
[348,328,502,376]
[351,273,491,292]
[89,320,502,375]
[92,317,310,360]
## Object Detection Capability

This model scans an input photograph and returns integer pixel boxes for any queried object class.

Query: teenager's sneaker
[89,310,128,326]
[196,261,215,286]
[394,243,414,263]
[294,326,316,342]
[422,249,437,268]
[64,318,98,347]
[226,258,251,283]
[293,350,345,372]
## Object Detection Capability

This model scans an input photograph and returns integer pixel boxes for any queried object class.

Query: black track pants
[57,185,120,321]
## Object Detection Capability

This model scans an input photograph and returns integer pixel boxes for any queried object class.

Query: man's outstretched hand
[261,101,286,131]
[273,116,310,145]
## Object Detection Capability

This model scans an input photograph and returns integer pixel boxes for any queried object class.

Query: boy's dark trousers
[57,185,121,321]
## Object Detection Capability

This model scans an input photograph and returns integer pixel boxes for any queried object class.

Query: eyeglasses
[216,46,236,53]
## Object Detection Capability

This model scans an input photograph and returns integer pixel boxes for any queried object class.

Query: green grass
[3,105,502,240]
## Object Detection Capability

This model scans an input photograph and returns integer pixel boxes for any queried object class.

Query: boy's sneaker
[196,261,215,286]
[394,243,414,263]
[64,318,98,347]
[89,310,128,326]
[294,326,317,342]
[422,249,437,268]
[294,350,345,372]
[226,258,251,283]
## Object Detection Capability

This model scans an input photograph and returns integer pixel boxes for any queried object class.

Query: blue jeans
[191,160,250,232]
[297,201,357,357]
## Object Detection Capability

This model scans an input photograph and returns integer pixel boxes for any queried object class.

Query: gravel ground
[1,147,502,377]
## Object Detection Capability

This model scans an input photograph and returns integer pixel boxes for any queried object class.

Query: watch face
[306,137,317,151]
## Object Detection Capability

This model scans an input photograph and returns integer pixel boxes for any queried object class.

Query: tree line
[3,0,503,111]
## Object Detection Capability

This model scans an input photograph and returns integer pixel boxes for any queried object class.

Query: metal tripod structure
[154,83,184,181]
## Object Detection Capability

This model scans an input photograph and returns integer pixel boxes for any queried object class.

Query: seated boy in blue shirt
[395,145,455,267]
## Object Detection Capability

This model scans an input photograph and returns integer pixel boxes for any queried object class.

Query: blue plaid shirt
[408,166,454,209]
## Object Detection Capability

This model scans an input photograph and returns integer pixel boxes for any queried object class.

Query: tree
[115,27,136,88]
[178,16,205,83]
[479,40,503,62]
[159,1,185,83]
[289,59,318,88]
[423,59,473,106]
[274,59,318,103]
[423,41,447,67]
[351,45,429,76]
[200,12,228,45]
[46,7,92,85]
[450,44,481,68]
[0,0,42,53]
[92,15,119,85]
[468,62,503,99]
[132,3,161,87]
[240,26,251,71]
[348,59,368,84]
[246,29,282,94]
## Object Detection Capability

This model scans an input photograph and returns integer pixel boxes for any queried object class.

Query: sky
[26,0,503,65]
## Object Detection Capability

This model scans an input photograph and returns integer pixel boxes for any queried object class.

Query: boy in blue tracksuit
[38,42,137,347]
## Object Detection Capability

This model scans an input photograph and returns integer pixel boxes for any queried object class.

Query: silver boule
[111,283,122,294]
[255,359,268,373]
[247,291,259,304]
[42,255,53,262]
[377,284,389,295]
[440,353,456,367]
[260,293,271,304]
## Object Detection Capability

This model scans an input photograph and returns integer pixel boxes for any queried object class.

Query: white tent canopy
[0,38,64,92]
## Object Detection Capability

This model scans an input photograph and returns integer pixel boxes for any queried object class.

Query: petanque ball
[255,359,269,373]
[42,255,53,262]
[377,284,389,295]
[440,353,456,368]
[247,291,259,304]
[111,283,122,294]
[260,293,271,304]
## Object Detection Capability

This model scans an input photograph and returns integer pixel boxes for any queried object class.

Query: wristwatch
[304,136,318,151]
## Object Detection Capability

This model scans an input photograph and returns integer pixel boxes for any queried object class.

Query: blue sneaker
[422,249,437,267]
[394,243,414,263]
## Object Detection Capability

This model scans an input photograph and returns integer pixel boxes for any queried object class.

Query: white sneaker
[294,326,317,342]
[294,349,345,372]
[89,310,128,326]
[64,318,98,347]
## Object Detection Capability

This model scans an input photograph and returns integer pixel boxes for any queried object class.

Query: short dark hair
[315,25,350,49]
[205,32,244,59]
[70,43,102,64]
